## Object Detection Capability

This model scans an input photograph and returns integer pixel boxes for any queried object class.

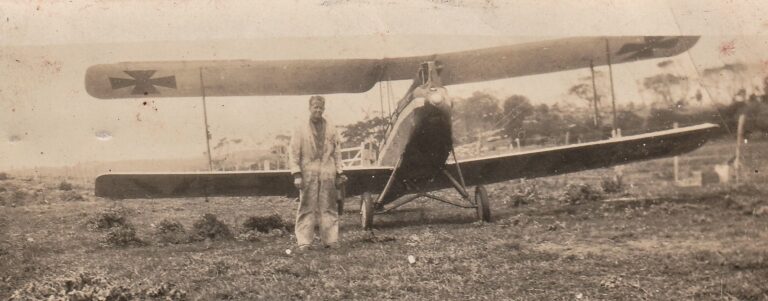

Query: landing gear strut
[475,185,491,222]
[360,192,374,230]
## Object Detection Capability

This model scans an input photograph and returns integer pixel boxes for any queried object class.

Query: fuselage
[375,86,454,204]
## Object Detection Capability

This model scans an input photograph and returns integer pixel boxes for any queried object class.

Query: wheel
[475,185,491,222]
[337,185,346,216]
[360,192,374,230]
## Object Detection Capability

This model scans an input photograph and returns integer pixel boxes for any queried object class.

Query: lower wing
[95,166,392,199]
[430,123,719,190]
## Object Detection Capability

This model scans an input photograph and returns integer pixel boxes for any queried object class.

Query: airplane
[86,36,718,229]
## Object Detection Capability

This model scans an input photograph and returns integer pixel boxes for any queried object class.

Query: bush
[104,224,142,247]
[507,181,540,207]
[0,172,9,180]
[154,219,189,244]
[192,214,232,241]
[145,282,187,300]
[242,214,291,233]
[87,207,129,230]
[601,176,625,194]
[60,190,86,202]
[561,183,603,205]
[58,181,73,191]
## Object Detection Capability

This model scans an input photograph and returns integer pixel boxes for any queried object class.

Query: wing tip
[84,64,112,99]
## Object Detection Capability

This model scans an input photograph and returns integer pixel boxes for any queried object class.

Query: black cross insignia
[109,70,177,95]
[617,37,681,61]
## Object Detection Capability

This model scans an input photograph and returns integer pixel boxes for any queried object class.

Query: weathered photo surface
[1,1,767,299]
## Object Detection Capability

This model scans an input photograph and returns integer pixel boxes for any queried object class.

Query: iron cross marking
[616,37,681,61]
[109,70,177,95]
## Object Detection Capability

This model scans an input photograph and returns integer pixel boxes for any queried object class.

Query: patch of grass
[8,271,186,301]
[192,214,232,241]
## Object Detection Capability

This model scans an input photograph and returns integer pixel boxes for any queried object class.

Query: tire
[337,185,346,216]
[475,185,491,222]
[361,192,374,230]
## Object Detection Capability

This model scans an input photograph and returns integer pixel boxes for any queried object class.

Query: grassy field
[1,139,767,300]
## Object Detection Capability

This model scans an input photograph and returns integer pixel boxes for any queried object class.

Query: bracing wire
[667,5,732,134]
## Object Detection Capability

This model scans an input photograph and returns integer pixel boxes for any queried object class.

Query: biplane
[86,36,718,229]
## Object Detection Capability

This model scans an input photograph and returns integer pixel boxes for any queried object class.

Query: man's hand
[335,174,348,187]
[293,174,303,190]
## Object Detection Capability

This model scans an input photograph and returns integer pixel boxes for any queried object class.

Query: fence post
[673,122,679,184]
[735,114,746,184]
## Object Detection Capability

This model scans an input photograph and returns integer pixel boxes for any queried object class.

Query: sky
[1,0,768,171]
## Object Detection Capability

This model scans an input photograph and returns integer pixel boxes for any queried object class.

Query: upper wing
[95,166,392,199]
[85,36,699,99]
[427,123,718,191]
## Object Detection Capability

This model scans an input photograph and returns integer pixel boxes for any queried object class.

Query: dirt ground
[1,139,767,300]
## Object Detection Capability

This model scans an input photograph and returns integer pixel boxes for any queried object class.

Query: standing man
[289,95,346,251]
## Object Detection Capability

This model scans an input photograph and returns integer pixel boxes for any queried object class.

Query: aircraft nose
[425,87,451,111]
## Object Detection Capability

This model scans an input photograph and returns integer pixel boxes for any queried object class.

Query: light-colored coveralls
[289,118,343,247]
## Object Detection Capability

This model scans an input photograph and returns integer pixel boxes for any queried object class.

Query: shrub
[561,183,603,205]
[601,176,625,194]
[87,207,129,230]
[104,224,142,247]
[145,282,187,300]
[242,214,291,233]
[154,219,189,244]
[12,190,28,203]
[60,190,86,202]
[192,214,232,241]
[0,172,9,180]
[507,181,540,207]
[58,181,73,191]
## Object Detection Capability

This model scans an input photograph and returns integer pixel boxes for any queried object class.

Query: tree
[341,116,390,146]
[701,63,750,103]
[500,95,534,139]
[616,109,644,132]
[642,73,690,107]
[567,71,610,127]
[453,92,502,141]
[526,104,565,139]
[646,107,682,130]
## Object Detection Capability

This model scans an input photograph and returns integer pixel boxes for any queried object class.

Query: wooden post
[565,131,570,145]
[673,122,679,184]
[605,39,618,136]
[735,114,746,184]
[476,132,484,155]
[589,60,601,127]
[199,68,213,172]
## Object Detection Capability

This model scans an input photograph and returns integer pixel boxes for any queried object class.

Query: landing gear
[337,183,346,216]
[360,192,374,230]
[475,185,491,222]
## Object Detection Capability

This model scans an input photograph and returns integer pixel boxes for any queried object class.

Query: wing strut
[199,68,214,172]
